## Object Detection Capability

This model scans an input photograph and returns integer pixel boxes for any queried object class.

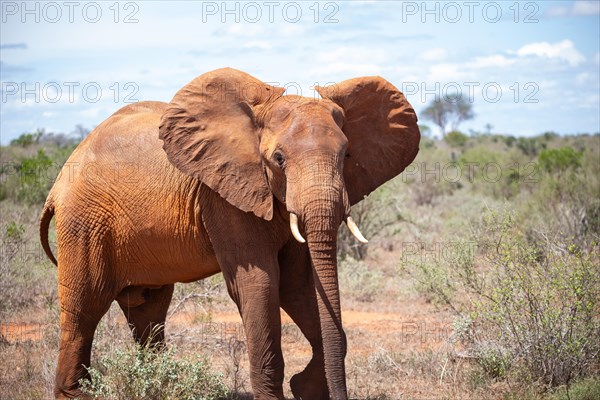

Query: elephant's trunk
[300,169,349,399]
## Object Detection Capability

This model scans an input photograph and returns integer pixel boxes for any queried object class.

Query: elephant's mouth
[289,213,368,244]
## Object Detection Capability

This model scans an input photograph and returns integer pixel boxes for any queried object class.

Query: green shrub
[5,221,25,240]
[516,136,547,156]
[10,130,44,147]
[549,376,600,400]
[531,147,599,244]
[503,135,517,148]
[80,343,228,400]
[543,131,559,141]
[538,146,582,173]
[444,130,468,147]
[407,207,600,388]
[458,146,527,199]
[17,149,54,205]
[458,145,502,180]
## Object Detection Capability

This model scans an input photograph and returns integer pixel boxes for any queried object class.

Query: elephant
[39,68,420,399]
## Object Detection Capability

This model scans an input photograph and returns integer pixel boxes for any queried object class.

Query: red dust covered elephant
[40,68,420,399]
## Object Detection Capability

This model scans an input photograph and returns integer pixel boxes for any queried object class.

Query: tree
[485,123,494,135]
[72,124,90,141]
[421,96,474,137]
[418,124,431,138]
[10,128,45,147]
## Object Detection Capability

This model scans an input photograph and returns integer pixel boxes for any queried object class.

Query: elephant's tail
[40,198,57,266]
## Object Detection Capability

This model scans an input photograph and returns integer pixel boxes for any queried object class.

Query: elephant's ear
[316,77,420,205]
[159,68,284,220]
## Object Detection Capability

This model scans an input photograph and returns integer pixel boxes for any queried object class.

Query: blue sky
[1,0,599,143]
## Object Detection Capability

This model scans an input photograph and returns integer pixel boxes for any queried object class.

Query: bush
[458,146,527,199]
[444,130,468,147]
[10,130,44,147]
[531,147,599,245]
[538,146,583,173]
[503,135,517,148]
[0,216,56,314]
[549,376,600,400]
[516,137,547,156]
[407,207,600,388]
[17,149,54,205]
[81,342,228,400]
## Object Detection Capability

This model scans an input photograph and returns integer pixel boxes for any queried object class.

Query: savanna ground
[1,128,599,399]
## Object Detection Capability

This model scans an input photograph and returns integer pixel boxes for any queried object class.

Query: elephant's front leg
[201,188,287,399]
[221,256,285,399]
[279,240,329,400]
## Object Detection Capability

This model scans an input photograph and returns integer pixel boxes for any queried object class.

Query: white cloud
[223,24,265,37]
[517,40,585,66]
[42,112,56,118]
[425,54,516,82]
[420,48,447,62]
[538,80,558,90]
[244,41,272,50]
[573,1,600,15]
[315,46,388,65]
[595,52,600,65]
[79,107,102,118]
[576,72,591,85]
[547,1,600,17]
[308,46,388,78]
[308,63,382,79]
[574,72,599,88]
[279,24,305,36]
[468,55,516,69]
[427,63,463,82]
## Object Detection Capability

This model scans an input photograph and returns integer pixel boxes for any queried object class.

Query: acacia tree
[421,96,474,137]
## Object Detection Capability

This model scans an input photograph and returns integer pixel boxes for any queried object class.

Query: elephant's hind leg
[117,284,175,347]
[55,267,114,398]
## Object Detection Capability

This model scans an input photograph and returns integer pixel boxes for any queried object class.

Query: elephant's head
[158,68,420,396]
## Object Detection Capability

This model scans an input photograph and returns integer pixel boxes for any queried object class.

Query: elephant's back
[84,100,170,160]
[49,101,218,284]
[50,100,199,235]
[53,101,177,192]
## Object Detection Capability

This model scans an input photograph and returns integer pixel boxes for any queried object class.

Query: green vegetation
[549,377,600,400]
[10,129,44,147]
[444,130,468,147]
[414,208,599,387]
[16,149,54,205]
[538,146,583,173]
[81,342,228,400]
[395,131,600,397]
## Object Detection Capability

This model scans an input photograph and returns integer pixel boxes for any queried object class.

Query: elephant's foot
[290,358,329,400]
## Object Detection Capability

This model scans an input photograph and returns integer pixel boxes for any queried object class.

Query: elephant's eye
[273,151,285,168]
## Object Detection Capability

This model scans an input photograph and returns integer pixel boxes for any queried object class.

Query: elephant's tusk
[345,217,368,243]
[290,213,306,243]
